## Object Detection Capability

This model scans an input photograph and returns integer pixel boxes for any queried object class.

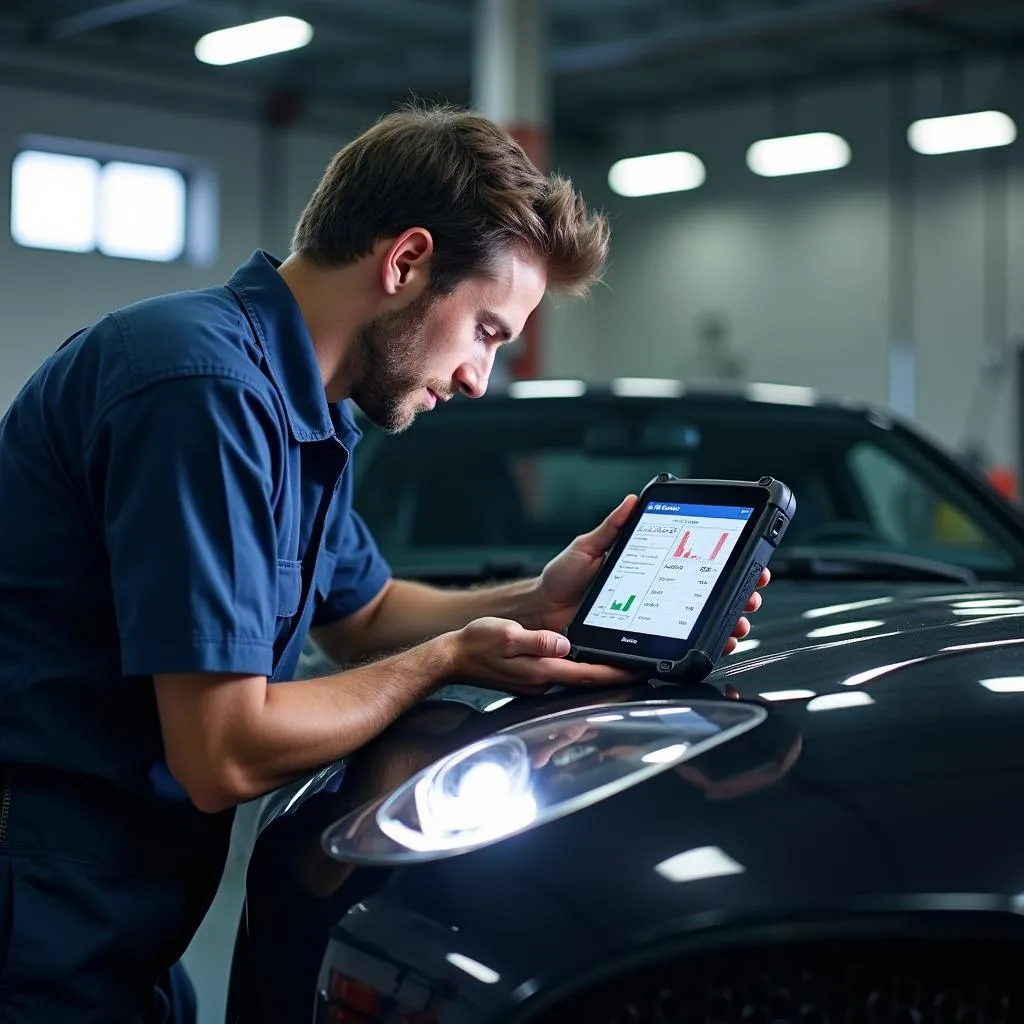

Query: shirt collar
[227,249,341,444]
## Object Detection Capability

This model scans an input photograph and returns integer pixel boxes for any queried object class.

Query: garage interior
[2,0,1024,1021]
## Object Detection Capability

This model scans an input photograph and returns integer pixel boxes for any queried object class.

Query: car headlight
[322,698,766,865]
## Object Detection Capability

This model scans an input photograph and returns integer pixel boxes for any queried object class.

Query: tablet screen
[582,501,754,641]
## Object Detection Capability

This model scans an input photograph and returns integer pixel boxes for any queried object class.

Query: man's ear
[380,228,433,297]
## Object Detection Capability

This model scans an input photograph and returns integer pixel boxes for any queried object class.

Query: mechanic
[0,103,766,1023]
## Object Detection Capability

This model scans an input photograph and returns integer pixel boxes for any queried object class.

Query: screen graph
[583,501,752,641]
[671,528,731,562]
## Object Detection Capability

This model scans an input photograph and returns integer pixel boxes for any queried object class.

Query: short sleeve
[87,375,285,677]
[311,465,391,627]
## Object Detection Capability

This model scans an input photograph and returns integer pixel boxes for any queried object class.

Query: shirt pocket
[276,558,303,619]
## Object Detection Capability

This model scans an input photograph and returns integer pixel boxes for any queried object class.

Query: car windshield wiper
[771,546,977,583]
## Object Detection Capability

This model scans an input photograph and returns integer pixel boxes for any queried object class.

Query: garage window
[10,136,216,265]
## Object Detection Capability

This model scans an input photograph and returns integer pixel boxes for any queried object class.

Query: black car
[228,381,1024,1023]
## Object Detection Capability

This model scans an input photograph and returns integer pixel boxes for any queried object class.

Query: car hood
[238,577,1024,1023]
[712,578,1024,698]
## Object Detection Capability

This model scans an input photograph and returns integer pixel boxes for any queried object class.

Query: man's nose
[454,356,494,399]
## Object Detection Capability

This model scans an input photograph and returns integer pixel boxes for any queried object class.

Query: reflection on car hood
[238,575,1024,1024]
[715,579,1024,701]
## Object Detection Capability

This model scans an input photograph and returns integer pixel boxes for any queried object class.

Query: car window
[846,442,1006,565]
[351,398,1022,577]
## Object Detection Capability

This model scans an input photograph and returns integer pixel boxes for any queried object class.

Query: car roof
[357,377,896,424]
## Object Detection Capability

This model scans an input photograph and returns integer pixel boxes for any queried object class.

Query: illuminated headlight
[322,698,765,865]
[408,733,538,849]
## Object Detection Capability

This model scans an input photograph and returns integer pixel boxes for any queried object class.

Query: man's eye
[477,325,495,341]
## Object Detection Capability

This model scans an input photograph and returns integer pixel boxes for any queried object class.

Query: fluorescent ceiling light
[746,382,817,406]
[759,689,816,702]
[980,677,1024,694]
[608,151,706,197]
[747,132,851,177]
[807,691,875,712]
[508,379,586,399]
[803,597,894,619]
[908,111,1016,155]
[195,15,313,66]
[586,712,624,723]
[806,619,886,639]
[610,377,685,398]
[655,845,745,883]
[445,952,500,984]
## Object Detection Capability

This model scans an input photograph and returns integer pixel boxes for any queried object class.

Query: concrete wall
[2,55,1022,466]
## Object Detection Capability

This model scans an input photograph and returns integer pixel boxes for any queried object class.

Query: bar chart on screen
[583,502,752,640]
[670,527,731,562]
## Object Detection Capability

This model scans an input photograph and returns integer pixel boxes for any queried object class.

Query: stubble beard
[347,293,449,435]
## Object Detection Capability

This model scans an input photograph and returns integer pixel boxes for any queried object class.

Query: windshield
[351,396,1024,580]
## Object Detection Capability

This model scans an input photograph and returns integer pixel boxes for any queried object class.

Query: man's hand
[442,617,637,694]
[529,495,770,655]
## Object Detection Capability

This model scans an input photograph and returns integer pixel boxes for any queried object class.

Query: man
[0,103,765,1022]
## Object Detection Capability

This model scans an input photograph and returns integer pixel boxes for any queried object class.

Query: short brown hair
[291,101,609,297]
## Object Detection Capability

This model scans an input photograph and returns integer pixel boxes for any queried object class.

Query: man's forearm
[156,635,459,813]
[318,577,542,665]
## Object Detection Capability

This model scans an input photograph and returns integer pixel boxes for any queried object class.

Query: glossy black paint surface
[231,367,1024,1023]
[230,580,1024,1023]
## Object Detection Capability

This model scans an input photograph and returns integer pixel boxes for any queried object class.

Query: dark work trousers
[0,765,231,1023]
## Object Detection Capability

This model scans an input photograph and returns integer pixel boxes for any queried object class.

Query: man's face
[349,247,547,434]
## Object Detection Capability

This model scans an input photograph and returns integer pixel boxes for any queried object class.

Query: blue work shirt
[0,249,392,804]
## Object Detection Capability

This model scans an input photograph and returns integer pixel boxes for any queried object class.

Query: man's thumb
[533,631,571,658]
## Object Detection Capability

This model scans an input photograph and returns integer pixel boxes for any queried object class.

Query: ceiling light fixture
[908,111,1016,155]
[607,151,706,197]
[195,15,313,66]
[746,132,851,177]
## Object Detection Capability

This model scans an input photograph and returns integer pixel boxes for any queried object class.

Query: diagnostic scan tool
[565,474,795,683]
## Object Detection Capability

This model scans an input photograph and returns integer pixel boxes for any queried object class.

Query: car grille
[526,939,1018,1024]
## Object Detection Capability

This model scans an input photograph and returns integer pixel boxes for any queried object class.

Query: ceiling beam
[557,37,1024,131]
[0,26,379,132]
[45,0,188,40]
[295,0,467,36]
[890,9,1012,48]
[550,0,999,76]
